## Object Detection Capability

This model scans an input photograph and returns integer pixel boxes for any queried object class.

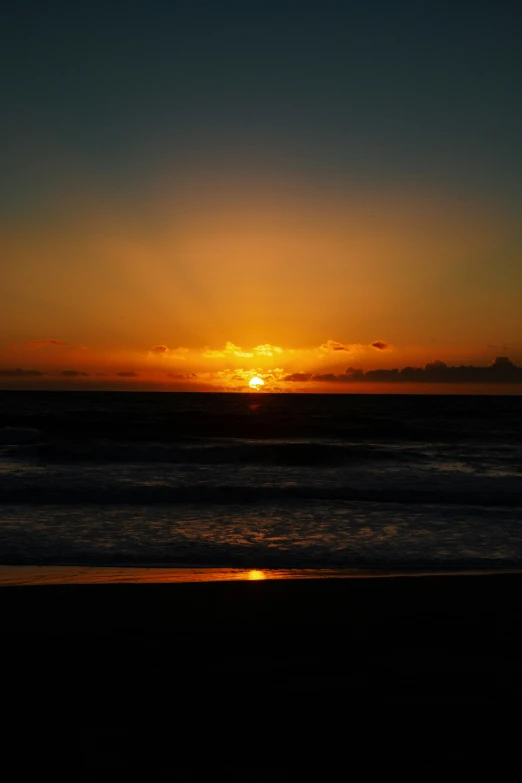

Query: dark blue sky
[2,0,522,214]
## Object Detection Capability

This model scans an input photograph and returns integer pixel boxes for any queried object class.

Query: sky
[1,0,521,392]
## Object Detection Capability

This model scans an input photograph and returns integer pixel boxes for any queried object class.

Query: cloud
[344,367,365,378]
[313,372,342,382]
[309,370,364,382]
[203,341,254,358]
[256,367,286,383]
[311,358,522,384]
[117,371,139,377]
[284,372,312,382]
[156,341,280,360]
[284,371,352,383]
[0,368,44,377]
[254,344,283,357]
[364,358,522,383]
[219,368,258,382]
[492,356,515,367]
[94,372,109,376]
[283,357,522,384]
[26,340,68,348]
[208,366,287,390]
[228,343,254,358]
[318,339,391,354]
[60,370,89,377]
[151,345,189,359]
[222,342,254,358]
[320,340,352,352]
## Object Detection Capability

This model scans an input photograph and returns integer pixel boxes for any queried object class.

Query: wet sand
[2,571,521,770]
[3,563,515,585]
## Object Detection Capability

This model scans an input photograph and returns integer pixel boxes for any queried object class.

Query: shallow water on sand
[2,565,517,585]
[1,501,521,569]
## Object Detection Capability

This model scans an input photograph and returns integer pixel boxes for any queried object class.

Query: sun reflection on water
[247,569,266,580]
[0,566,371,586]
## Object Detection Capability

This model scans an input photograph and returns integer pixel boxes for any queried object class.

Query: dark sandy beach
[3,569,521,640]
[0,573,522,780]
[2,570,521,772]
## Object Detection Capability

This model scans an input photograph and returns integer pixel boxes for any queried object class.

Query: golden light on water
[247,569,266,580]
[0,565,415,585]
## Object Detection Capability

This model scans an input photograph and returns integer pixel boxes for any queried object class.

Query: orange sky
[2,2,522,395]
[1,181,521,393]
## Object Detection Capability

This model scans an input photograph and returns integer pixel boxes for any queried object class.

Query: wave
[1,416,518,444]
[2,438,433,466]
[1,483,521,506]
[2,392,522,450]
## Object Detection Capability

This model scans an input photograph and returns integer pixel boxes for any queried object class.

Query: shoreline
[1,563,521,585]
[2,569,520,634]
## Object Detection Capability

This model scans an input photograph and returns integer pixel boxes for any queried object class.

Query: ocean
[1,390,521,570]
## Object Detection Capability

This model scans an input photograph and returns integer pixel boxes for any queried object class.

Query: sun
[249,376,265,390]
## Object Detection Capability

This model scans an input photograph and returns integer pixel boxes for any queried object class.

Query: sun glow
[249,376,265,390]
[247,570,266,580]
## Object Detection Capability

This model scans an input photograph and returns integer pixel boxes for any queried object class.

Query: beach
[3,566,520,634]
[2,569,520,770]
[3,572,519,696]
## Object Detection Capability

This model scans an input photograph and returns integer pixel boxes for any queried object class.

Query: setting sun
[249,376,265,390]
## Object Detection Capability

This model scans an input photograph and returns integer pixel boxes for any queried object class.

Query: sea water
[1,391,521,569]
